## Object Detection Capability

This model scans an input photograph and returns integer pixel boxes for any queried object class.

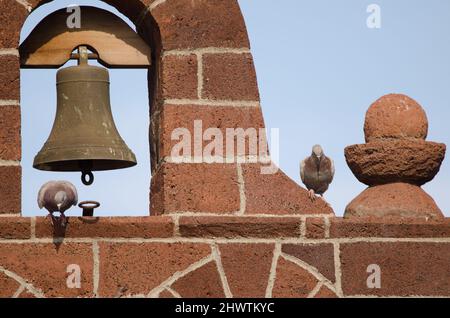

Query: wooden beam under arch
[20,6,152,69]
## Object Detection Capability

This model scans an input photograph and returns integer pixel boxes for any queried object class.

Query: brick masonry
[0,216,447,298]
[0,0,448,298]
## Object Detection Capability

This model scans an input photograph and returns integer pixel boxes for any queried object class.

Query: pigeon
[300,145,335,202]
[38,181,78,227]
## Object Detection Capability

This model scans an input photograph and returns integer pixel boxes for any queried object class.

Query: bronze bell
[33,47,137,185]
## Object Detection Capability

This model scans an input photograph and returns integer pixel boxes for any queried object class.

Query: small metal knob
[79,201,100,217]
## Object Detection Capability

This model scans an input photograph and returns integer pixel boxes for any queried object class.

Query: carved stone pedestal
[345,94,446,220]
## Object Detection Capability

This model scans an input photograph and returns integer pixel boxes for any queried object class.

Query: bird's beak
[57,203,62,210]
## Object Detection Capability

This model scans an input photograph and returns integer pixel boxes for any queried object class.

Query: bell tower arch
[1,0,331,217]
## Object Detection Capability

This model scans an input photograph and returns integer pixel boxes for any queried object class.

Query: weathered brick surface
[219,244,273,298]
[0,272,21,297]
[0,55,20,100]
[151,163,240,215]
[314,285,338,298]
[171,261,225,298]
[0,217,29,239]
[282,244,335,283]
[103,0,150,23]
[0,243,93,298]
[242,164,334,215]
[151,0,250,50]
[18,290,37,298]
[340,242,450,296]
[272,257,319,298]
[179,216,301,238]
[158,289,175,298]
[0,166,21,214]
[24,0,49,10]
[0,0,28,48]
[330,217,450,238]
[150,164,165,214]
[203,53,259,101]
[0,106,20,161]
[305,217,326,239]
[98,242,211,297]
[160,104,266,159]
[162,55,198,99]
[35,216,173,238]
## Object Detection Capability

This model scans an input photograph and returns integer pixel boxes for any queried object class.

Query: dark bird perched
[300,145,335,202]
[38,181,78,227]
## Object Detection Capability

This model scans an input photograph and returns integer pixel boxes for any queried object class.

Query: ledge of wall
[0,215,448,298]
[2,216,450,240]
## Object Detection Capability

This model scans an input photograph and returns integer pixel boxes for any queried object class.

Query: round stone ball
[364,94,428,142]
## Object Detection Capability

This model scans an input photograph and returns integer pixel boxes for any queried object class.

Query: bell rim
[33,144,137,172]
[33,158,137,172]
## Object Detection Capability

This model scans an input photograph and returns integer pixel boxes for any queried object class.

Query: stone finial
[364,94,429,142]
[345,94,446,220]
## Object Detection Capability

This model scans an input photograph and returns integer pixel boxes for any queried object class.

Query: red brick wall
[0,216,449,298]
[0,0,448,298]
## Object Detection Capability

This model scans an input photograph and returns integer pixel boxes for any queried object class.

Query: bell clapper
[81,171,94,186]
[75,46,93,187]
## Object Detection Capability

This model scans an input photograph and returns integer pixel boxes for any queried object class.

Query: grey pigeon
[300,145,335,202]
[38,181,78,227]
